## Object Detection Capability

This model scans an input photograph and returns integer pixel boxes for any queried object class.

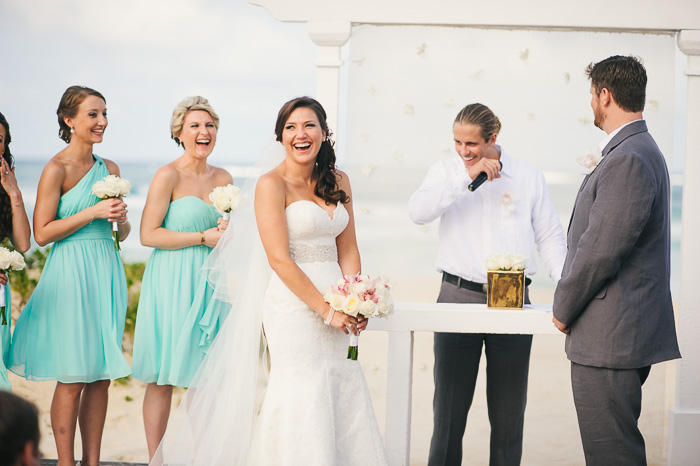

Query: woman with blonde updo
[10,86,131,466]
[131,96,232,460]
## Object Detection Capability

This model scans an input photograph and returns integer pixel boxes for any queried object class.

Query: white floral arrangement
[0,247,26,325]
[576,147,603,172]
[486,252,528,271]
[92,175,131,251]
[324,274,394,359]
[208,184,242,220]
[92,174,131,199]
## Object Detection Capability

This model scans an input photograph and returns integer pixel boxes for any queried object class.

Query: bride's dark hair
[274,97,349,205]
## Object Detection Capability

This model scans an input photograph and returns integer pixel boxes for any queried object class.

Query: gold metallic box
[487,270,525,309]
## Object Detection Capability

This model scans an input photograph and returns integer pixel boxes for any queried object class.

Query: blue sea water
[13,159,684,298]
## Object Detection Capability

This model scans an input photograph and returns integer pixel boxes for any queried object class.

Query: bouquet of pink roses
[324,273,394,360]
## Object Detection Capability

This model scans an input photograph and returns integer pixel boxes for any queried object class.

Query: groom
[553,55,681,464]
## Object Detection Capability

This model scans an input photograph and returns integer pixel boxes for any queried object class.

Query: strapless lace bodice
[286,200,349,263]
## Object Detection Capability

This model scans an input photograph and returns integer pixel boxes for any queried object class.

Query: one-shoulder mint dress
[9,156,131,383]
[131,196,230,387]
[1,286,12,390]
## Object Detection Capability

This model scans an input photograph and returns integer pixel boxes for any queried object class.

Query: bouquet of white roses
[324,274,394,360]
[0,247,26,325]
[486,252,528,271]
[92,175,131,251]
[208,184,242,220]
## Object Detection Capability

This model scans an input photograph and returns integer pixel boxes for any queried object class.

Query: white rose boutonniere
[501,189,518,214]
[576,147,604,173]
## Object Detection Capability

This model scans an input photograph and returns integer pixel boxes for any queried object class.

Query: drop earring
[70,127,75,134]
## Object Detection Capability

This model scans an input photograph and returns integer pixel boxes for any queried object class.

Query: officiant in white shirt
[408,103,566,466]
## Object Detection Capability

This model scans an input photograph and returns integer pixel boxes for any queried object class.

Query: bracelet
[324,307,336,325]
[200,231,206,245]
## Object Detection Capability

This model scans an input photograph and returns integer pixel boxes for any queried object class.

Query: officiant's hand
[467,157,501,182]
[552,316,570,334]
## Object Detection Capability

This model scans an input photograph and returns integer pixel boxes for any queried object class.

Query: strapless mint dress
[9,155,131,382]
[1,284,12,390]
[132,196,230,387]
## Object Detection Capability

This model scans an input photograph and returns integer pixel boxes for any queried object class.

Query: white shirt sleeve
[530,170,567,282]
[408,160,472,225]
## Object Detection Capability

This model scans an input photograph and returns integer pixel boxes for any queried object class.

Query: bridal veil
[152,140,284,465]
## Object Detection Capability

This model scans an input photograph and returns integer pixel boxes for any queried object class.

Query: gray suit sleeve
[553,151,656,325]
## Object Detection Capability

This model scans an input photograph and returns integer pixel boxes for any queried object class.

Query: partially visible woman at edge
[131,96,232,461]
[0,112,31,392]
[9,86,131,466]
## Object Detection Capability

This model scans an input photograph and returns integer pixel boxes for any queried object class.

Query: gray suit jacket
[553,120,681,369]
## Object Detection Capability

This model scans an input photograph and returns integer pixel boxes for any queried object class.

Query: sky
[0,0,317,164]
[0,0,689,174]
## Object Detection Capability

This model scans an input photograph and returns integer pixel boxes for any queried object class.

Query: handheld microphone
[468,161,502,192]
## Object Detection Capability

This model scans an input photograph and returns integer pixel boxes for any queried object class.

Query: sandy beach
[8,280,676,465]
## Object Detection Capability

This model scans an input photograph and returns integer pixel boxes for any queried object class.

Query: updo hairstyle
[56,85,106,143]
[170,96,220,147]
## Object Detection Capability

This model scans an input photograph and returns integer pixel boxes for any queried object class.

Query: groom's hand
[552,316,570,334]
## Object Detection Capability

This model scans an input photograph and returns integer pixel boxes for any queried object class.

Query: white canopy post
[668,28,700,466]
[306,20,351,136]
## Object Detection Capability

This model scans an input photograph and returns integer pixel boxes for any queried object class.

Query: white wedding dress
[249,200,386,465]
[154,197,387,465]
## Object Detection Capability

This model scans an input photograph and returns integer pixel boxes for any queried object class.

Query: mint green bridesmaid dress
[1,284,11,390]
[9,156,131,382]
[131,196,230,387]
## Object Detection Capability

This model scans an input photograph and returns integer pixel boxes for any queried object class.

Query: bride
[153,97,387,465]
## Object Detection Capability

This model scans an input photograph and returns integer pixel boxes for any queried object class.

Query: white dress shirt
[408,146,566,283]
[599,119,642,151]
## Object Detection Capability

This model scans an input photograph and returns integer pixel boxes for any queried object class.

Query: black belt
[442,272,531,293]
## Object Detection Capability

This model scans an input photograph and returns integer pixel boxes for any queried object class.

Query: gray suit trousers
[571,363,651,466]
[428,280,532,466]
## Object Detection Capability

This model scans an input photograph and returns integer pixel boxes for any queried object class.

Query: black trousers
[428,280,532,466]
[571,362,651,466]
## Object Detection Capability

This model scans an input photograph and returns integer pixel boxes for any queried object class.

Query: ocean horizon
[12,158,685,299]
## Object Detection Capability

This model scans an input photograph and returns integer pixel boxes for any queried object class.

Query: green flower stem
[347,332,360,360]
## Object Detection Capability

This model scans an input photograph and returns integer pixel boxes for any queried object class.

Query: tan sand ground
[9,278,676,465]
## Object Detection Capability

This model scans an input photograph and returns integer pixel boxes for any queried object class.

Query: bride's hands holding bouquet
[324,305,366,335]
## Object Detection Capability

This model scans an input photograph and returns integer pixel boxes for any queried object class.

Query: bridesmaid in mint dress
[131,96,232,460]
[0,111,32,391]
[9,86,131,466]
